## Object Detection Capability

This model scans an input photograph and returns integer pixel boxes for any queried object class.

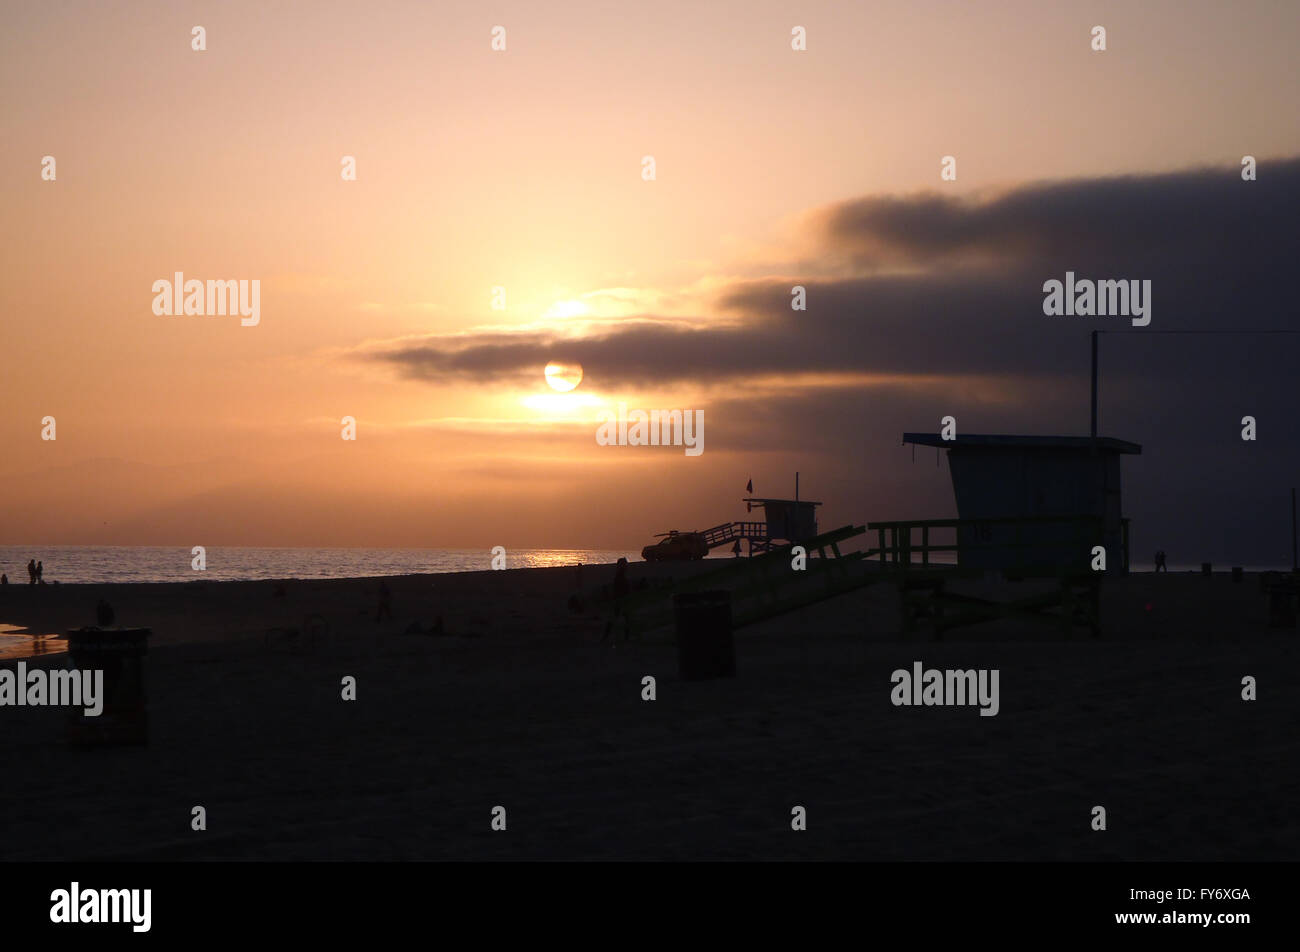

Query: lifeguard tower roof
[903,433,1141,454]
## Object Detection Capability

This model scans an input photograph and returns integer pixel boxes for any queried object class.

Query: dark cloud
[365,158,1300,389]
[821,160,1296,273]
[369,321,761,388]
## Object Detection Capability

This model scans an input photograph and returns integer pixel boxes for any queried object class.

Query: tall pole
[1090,330,1099,439]
[794,472,801,546]
[1292,488,1297,572]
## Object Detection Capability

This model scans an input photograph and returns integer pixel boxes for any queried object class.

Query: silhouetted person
[732,540,742,558]
[1,573,7,585]
[1154,550,1167,573]
[36,561,43,583]
[96,598,115,627]
[601,558,631,643]
[27,559,36,585]
[375,580,392,622]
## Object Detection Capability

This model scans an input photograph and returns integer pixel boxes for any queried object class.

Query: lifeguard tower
[626,475,867,636]
[868,433,1142,637]
[689,475,822,556]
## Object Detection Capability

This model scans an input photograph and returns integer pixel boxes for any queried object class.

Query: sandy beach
[1,563,1296,861]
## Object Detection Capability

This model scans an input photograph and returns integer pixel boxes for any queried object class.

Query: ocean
[0,545,1282,586]
[0,545,652,586]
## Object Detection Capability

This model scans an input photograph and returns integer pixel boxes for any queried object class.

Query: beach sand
[0,564,1296,860]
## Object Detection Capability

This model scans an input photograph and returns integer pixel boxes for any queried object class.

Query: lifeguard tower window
[902,433,1141,576]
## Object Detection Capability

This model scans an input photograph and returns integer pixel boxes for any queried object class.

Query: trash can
[674,591,735,681]
[1267,586,1296,629]
[64,627,151,747]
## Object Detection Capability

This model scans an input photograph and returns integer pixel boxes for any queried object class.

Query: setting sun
[544,361,584,392]
[544,299,590,319]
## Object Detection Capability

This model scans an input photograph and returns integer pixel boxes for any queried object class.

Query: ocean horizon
[0,545,658,586]
[1,545,1288,587]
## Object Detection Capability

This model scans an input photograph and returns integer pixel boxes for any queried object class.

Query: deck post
[1090,329,1099,440]
[1292,488,1297,572]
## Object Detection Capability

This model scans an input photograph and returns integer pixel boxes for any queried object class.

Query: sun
[544,299,589,319]
[544,361,584,392]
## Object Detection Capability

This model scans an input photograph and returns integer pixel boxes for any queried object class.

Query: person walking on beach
[1,573,7,585]
[1154,550,1167,573]
[601,558,631,643]
[36,561,43,583]
[27,559,36,585]
[375,580,392,623]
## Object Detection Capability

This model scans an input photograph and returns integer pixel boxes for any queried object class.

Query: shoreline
[0,562,1291,660]
[0,560,712,660]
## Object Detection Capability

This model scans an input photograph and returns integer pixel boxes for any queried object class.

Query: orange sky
[2,1,1297,547]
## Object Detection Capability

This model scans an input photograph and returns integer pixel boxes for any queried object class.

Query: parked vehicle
[641,531,709,562]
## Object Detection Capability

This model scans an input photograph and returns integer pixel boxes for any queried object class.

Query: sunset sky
[2,1,1298,560]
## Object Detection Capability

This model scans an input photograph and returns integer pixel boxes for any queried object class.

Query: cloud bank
[364,159,1299,390]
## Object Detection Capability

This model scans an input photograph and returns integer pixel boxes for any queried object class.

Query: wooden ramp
[622,524,873,639]
[697,520,769,551]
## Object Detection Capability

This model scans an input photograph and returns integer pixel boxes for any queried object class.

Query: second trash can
[1267,583,1296,629]
[64,627,151,747]
[674,590,735,681]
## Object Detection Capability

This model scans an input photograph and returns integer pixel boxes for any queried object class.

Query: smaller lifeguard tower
[687,475,823,556]
[740,496,821,553]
